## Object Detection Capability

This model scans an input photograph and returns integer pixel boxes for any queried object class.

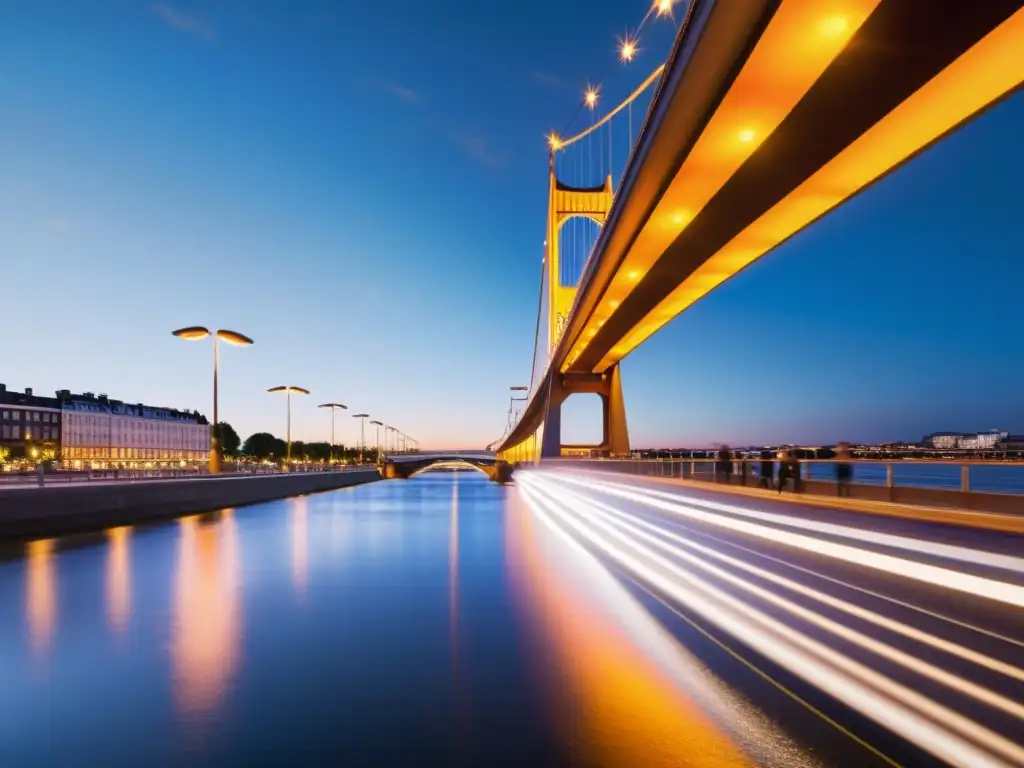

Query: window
[2,426,8,439]
[12,426,20,439]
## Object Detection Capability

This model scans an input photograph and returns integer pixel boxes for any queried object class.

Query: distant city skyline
[3,2,1023,450]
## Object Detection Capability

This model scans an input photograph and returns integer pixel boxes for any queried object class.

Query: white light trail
[563,472,1024,573]
[518,477,1018,768]
[545,473,1024,607]
[540,479,1024,720]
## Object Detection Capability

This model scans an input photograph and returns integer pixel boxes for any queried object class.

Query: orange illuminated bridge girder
[569,0,1024,375]
[498,0,1024,456]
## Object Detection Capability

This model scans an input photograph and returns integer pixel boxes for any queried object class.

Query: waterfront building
[924,430,1009,450]
[0,384,62,461]
[59,391,209,469]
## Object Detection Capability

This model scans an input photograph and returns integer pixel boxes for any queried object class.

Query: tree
[243,432,286,460]
[0,446,8,464]
[305,442,332,462]
[214,422,241,457]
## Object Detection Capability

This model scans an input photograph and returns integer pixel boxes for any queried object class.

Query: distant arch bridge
[379,454,514,483]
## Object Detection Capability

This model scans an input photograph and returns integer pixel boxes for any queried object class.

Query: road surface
[518,468,1024,768]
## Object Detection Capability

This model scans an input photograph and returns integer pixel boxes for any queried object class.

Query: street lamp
[318,403,347,465]
[172,326,254,474]
[369,420,383,464]
[385,425,396,457]
[268,386,310,466]
[352,413,369,463]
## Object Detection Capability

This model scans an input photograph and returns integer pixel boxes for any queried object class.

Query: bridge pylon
[538,153,625,459]
[546,154,614,355]
[538,363,628,459]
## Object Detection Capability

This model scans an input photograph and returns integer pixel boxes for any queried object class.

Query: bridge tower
[545,155,613,354]
[538,156,628,459]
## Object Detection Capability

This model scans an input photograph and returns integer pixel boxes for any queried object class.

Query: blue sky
[2,1,1022,450]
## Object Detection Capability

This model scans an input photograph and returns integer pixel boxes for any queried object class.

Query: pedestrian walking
[716,444,733,484]
[834,442,853,497]
[759,449,774,489]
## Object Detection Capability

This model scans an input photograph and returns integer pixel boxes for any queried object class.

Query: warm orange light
[608,299,620,308]
[216,329,254,347]
[106,527,132,637]
[171,512,241,718]
[566,0,882,372]
[172,326,211,341]
[591,5,1024,371]
[505,494,751,767]
[655,0,674,19]
[26,539,55,658]
[268,385,310,396]
[627,270,642,281]
[585,87,599,109]
[820,15,850,38]
[619,37,638,63]
[291,499,308,597]
[547,132,563,151]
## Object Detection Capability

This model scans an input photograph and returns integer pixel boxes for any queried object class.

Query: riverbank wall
[0,470,382,539]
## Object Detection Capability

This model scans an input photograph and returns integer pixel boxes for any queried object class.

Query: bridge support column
[539,363,629,459]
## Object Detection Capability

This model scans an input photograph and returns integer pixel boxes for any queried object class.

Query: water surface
[0,470,752,766]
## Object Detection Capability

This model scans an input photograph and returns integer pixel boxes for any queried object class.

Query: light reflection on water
[0,471,793,764]
[170,510,241,722]
[291,498,309,598]
[105,526,131,637]
[25,538,56,660]
[506,490,755,768]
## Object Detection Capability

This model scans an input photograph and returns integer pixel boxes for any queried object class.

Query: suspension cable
[528,251,547,396]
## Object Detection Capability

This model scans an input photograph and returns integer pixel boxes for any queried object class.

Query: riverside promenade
[0,468,381,539]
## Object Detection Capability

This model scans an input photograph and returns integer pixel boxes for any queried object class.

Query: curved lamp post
[268,386,310,466]
[172,326,254,474]
[318,403,347,464]
[369,420,383,464]
[385,425,396,457]
[352,413,369,463]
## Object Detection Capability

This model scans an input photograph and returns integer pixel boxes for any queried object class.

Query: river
[0,470,935,766]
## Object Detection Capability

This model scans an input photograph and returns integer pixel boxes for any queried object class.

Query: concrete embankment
[0,470,382,539]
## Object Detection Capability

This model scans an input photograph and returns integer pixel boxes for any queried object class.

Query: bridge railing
[529,457,1024,516]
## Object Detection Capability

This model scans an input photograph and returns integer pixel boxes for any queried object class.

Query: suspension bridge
[492,0,1024,462]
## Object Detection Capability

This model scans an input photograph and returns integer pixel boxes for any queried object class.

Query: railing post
[960,464,971,493]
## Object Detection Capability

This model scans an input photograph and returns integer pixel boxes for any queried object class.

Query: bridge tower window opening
[560,393,604,447]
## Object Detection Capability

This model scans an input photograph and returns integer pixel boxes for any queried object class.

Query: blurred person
[716,444,733,484]
[786,449,802,493]
[759,449,774,489]
[776,449,791,493]
[834,442,853,497]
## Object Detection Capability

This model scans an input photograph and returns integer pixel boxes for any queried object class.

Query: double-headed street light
[172,326,254,474]
[352,413,369,463]
[268,386,310,466]
[318,403,347,464]
[369,420,383,463]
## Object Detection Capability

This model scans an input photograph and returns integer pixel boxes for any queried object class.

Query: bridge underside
[498,0,1024,462]
[381,458,513,484]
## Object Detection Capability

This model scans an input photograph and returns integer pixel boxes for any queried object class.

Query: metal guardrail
[538,457,1024,493]
[0,463,376,487]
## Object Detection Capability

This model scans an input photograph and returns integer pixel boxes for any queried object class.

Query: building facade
[0,384,62,461]
[59,391,209,468]
[924,430,1009,450]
